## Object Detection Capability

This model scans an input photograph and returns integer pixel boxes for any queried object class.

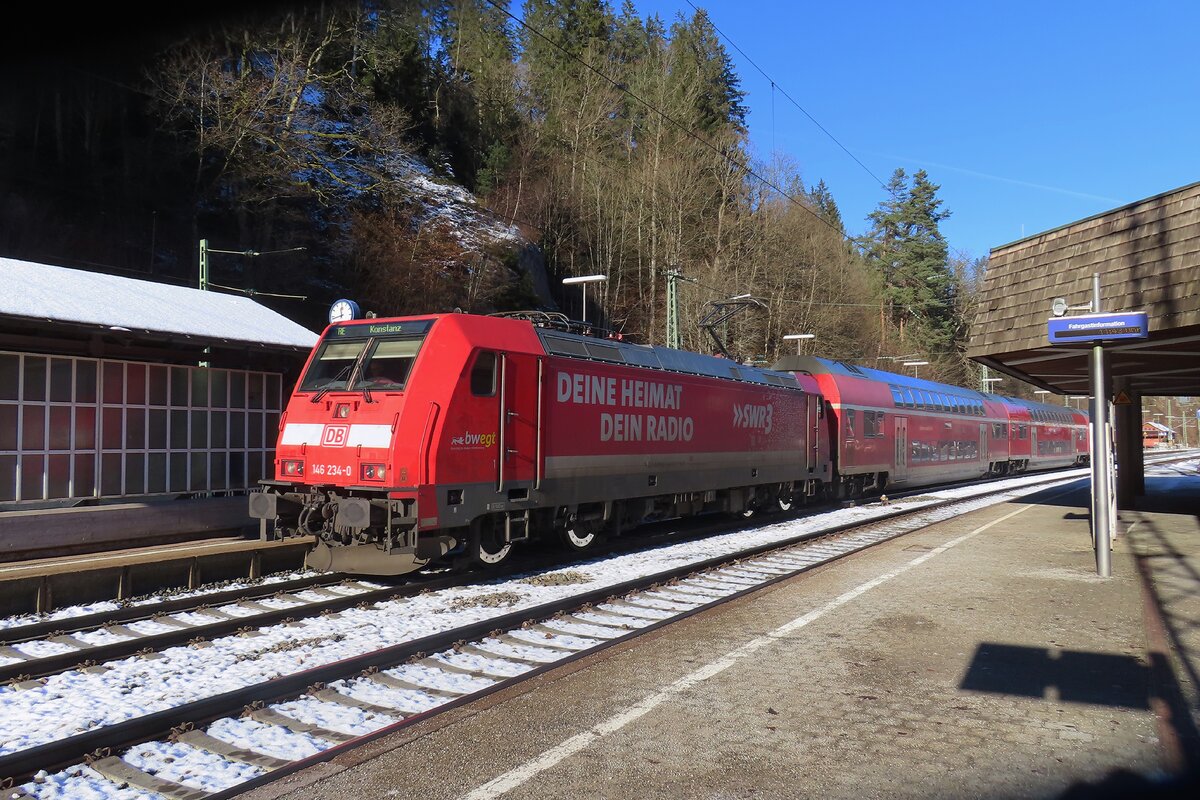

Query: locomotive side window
[471,351,498,396]
[356,339,423,390]
[298,341,368,392]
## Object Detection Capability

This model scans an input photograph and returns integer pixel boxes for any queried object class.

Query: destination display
[1047,312,1149,344]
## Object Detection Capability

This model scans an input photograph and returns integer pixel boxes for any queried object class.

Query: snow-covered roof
[1144,421,1173,434]
[0,257,319,351]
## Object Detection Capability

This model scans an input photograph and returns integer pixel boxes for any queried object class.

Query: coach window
[845,408,857,438]
[889,385,904,406]
[1018,424,1028,439]
[866,411,883,437]
[471,351,498,396]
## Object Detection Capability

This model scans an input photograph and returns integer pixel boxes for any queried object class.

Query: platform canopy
[0,257,318,353]
[967,181,1200,397]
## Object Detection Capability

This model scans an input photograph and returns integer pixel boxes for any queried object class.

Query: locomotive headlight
[361,463,386,481]
[281,460,305,476]
[336,404,351,418]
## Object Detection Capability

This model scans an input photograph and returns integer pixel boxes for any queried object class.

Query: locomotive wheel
[471,516,512,567]
[559,517,601,552]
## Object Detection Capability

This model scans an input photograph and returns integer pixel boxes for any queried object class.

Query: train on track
[249,311,1089,576]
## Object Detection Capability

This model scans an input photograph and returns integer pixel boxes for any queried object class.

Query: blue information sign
[1047,312,1149,344]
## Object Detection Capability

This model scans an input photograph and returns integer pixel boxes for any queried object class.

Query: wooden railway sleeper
[88,755,208,800]
[528,621,622,640]
[557,612,635,630]
[609,596,698,613]
[596,599,671,619]
[45,634,92,650]
[311,687,412,718]
[457,643,553,667]
[246,706,355,743]
[364,669,466,699]
[496,631,587,653]
[175,729,292,770]
[415,655,515,681]
[0,646,29,662]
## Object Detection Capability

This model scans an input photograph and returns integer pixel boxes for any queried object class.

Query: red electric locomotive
[250,312,831,575]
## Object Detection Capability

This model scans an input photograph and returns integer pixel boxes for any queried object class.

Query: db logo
[321,425,350,447]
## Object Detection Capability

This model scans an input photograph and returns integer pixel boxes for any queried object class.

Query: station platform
[247,463,1200,800]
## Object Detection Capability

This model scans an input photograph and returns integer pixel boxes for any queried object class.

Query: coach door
[1030,425,1038,461]
[893,417,908,482]
[497,353,540,492]
[979,423,989,469]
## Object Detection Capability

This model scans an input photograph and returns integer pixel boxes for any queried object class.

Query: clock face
[329,299,359,324]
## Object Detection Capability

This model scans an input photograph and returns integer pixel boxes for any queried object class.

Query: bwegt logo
[733,403,773,435]
[451,430,497,448]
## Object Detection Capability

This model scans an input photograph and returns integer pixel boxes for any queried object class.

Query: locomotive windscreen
[298,335,426,393]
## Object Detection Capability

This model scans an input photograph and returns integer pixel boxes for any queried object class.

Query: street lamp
[903,360,929,378]
[1034,390,1051,401]
[562,274,607,324]
[783,333,815,354]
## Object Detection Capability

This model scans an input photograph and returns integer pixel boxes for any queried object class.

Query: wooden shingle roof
[967,181,1200,397]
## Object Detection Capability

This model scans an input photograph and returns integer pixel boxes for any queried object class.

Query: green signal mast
[665,268,696,350]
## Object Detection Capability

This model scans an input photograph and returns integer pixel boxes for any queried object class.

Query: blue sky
[632,0,1200,260]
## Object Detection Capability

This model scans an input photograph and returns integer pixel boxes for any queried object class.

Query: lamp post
[903,360,929,378]
[982,377,1003,392]
[782,333,815,354]
[562,274,607,324]
[1034,389,1051,402]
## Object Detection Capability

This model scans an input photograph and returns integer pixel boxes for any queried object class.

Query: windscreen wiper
[310,364,355,403]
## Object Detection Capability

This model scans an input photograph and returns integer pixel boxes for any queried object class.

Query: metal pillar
[1113,378,1144,508]
[199,238,209,291]
[666,269,681,349]
[1089,273,1112,577]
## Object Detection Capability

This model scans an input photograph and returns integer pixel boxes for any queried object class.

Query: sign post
[1047,276,1149,577]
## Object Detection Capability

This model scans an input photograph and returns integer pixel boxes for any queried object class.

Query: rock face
[399,153,557,312]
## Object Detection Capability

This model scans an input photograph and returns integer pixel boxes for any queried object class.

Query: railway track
[1,453,1143,687]
[0,466,1112,799]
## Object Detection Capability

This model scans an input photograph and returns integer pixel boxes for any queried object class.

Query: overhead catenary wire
[482,0,849,243]
[682,0,892,194]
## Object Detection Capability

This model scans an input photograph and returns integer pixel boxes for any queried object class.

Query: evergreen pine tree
[861,168,958,357]
[808,179,843,232]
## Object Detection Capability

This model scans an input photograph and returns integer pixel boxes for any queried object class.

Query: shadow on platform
[960,642,1149,709]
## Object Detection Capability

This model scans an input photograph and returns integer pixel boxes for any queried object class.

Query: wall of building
[0,350,282,504]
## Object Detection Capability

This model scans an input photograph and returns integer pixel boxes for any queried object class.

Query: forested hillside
[0,0,983,383]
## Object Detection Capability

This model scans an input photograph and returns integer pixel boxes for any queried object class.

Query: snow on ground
[120,740,265,794]
[0,570,326,632]
[14,766,159,800]
[205,717,328,761]
[0,469,1093,758]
